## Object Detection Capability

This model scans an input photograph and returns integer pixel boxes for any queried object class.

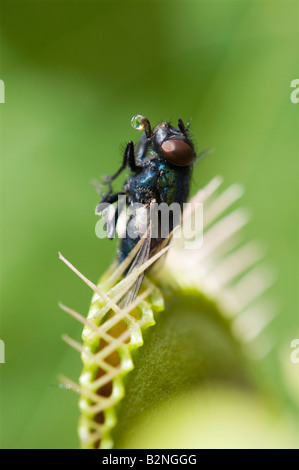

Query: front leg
[125,141,142,173]
[100,141,141,201]
[97,191,126,206]
[106,141,141,181]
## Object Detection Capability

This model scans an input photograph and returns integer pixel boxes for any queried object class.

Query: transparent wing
[120,228,151,308]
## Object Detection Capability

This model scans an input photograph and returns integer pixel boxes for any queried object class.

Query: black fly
[97,115,197,304]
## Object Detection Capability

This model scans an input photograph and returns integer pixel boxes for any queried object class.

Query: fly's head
[131,115,195,167]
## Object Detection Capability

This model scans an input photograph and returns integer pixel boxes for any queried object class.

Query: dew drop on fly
[131,114,146,131]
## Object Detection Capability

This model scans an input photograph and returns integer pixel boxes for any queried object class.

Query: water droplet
[131,114,146,130]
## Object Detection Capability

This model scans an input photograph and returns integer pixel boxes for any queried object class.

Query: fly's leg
[97,191,126,207]
[125,141,142,173]
[106,140,141,180]
[100,141,141,201]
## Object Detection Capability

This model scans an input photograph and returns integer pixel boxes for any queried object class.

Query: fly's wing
[119,202,178,308]
[120,228,151,309]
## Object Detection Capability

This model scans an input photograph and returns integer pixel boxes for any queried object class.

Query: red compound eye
[161,140,194,166]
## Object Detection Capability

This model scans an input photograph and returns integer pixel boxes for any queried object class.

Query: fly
[96,115,197,305]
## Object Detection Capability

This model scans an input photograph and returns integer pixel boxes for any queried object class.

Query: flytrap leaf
[59,177,276,449]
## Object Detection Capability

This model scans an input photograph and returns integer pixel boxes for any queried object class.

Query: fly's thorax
[157,160,192,205]
[127,162,159,202]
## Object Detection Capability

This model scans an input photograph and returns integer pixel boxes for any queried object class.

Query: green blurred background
[0,0,298,448]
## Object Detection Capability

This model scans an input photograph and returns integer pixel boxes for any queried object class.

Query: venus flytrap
[59,176,276,449]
